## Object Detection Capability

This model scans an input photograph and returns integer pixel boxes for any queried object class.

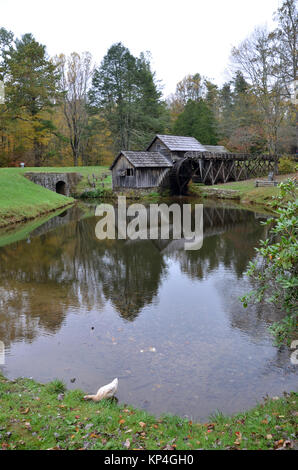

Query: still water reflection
[0,201,296,420]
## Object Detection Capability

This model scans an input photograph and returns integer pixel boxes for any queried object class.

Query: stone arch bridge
[25,172,82,196]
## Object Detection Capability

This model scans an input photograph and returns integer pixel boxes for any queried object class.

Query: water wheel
[174,158,197,195]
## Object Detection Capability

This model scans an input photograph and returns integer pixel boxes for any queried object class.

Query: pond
[0,200,296,421]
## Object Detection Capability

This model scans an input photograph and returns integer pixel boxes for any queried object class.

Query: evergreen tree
[173,99,218,145]
[89,43,167,152]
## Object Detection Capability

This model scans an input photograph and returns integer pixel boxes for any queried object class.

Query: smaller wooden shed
[110,151,173,190]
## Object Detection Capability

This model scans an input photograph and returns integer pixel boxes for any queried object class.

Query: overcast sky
[1,0,282,97]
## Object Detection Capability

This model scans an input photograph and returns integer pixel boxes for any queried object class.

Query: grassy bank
[0,374,296,450]
[190,173,297,208]
[0,169,75,227]
[0,166,110,227]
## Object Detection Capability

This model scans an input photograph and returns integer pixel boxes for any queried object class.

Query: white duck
[84,378,118,402]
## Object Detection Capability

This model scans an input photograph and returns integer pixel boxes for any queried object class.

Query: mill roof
[110,151,173,169]
[147,134,207,152]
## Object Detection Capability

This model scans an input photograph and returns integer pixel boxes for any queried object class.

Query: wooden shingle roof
[148,134,207,152]
[110,151,173,169]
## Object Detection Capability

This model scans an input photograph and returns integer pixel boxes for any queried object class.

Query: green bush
[80,187,113,199]
[241,179,298,344]
[278,156,297,175]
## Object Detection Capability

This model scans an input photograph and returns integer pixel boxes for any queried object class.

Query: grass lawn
[0,166,111,227]
[0,374,296,450]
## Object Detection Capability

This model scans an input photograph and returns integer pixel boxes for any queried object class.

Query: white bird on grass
[83,378,118,402]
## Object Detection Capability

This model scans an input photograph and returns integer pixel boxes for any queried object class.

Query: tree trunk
[34,138,42,167]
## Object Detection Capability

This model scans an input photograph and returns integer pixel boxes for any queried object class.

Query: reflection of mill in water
[106,205,268,320]
[114,204,267,254]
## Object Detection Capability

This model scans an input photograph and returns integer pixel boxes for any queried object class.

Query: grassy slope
[0,167,111,227]
[0,169,75,227]
[0,374,296,450]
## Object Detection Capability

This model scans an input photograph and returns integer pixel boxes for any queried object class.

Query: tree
[273,0,297,154]
[168,74,220,144]
[56,52,93,166]
[0,31,60,166]
[127,52,169,149]
[173,99,218,145]
[89,43,166,152]
[227,72,266,153]
[217,82,234,140]
[175,73,205,104]
[167,74,207,126]
[272,0,297,97]
[231,27,286,154]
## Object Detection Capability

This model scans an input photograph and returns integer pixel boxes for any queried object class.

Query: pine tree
[89,43,167,152]
[173,100,218,145]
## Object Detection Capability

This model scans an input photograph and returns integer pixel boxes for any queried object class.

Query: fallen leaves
[204,422,216,431]
[162,444,175,450]
[123,438,130,449]
[272,438,295,450]
[233,431,242,446]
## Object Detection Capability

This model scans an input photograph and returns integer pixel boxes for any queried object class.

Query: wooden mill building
[110,150,173,190]
[110,134,277,193]
[110,135,209,190]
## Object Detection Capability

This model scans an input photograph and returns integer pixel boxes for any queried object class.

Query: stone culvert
[25,172,83,197]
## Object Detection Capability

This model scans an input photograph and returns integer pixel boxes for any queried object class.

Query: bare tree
[231,27,286,154]
[56,52,93,166]
[273,0,297,97]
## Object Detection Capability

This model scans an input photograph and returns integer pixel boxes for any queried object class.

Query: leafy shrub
[80,188,113,199]
[241,179,298,344]
[278,156,297,175]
